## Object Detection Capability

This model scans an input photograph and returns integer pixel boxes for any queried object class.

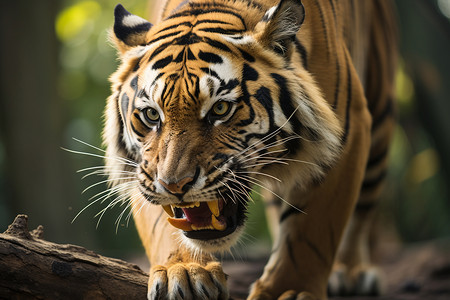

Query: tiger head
[104,0,342,252]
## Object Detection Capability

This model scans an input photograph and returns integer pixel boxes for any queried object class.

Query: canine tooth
[162,205,174,217]
[167,217,193,231]
[211,215,226,231]
[207,200,220,217]
[194,201,200,207]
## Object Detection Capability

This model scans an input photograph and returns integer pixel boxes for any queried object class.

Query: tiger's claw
[147,261,228,300]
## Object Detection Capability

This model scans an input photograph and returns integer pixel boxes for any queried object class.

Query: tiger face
[104,2,342,252]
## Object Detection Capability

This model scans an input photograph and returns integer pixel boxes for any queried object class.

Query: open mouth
[162,199,239,240]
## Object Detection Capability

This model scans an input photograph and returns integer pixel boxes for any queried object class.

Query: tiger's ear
[112,4,152,54]
[254,0,305,54]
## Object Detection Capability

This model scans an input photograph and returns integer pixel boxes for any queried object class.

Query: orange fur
[104,0,397,298]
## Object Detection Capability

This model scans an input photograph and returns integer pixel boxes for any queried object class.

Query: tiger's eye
[144,108,160,122]
[212,101,230,116]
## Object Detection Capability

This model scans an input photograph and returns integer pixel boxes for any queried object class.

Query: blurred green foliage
[387,62,450,241]
[54,0,150,257]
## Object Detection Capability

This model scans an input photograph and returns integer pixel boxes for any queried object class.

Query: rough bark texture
[0,215,148,299]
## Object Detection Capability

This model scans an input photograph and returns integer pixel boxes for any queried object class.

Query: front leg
[130,197,229,300]
[249,103,372,299]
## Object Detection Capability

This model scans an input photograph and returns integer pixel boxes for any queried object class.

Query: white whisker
[88,180,136,203]
[230,172,305,214]
[95,193,131,228]
[72,196,104,223]
[81,169,136,180]
[219,181,238,204]
[62,147,138,168]
[238,135,300,161]
[243,160,290,169]
[235,170,282,183]
[82,177,136,194]
[71,137,138,166]
[72,137,106,153]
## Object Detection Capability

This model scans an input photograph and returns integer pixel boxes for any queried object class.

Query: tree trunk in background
[0,1,78,243]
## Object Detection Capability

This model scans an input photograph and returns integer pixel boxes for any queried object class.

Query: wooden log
[0,215,148,299]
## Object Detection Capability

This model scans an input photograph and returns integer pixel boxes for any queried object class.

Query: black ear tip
[114,4,131,19]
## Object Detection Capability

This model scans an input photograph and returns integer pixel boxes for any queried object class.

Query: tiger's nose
[158,176,194,195]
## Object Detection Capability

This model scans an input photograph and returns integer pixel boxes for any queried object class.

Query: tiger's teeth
[162,205,174,217]
[167,217,193,231]
[207,200,220,217]
[211,215,226,231]
[173,201,200,208]
[192,224,214,231]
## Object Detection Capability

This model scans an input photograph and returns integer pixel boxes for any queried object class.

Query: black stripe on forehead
[155,22,192,35]
[200,67,220,80]
[198,67,240,99]
[155,19,235,36]
[166,8,247,31]
[184,74,200,105]
[149,41,173,61]
[147,30,183,45]
[152,55,173,69]
[238,48,255,62]
[160,78,176,108]
[173,50,184,63]
[206,78,215,98]
[198,51,223,64]
[197,27,244,34]
[149,35,234,66]
[203,37,232,53]
[217,79,239,95]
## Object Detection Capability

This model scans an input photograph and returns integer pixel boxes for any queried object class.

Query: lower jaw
[183,220,238,240]
[181,226,244,253]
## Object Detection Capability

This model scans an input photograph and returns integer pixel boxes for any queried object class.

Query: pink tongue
[182,202,212,224]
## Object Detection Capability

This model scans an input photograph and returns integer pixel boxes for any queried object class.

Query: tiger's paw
[328,263,384,296]
[147,261,229,300]
[248,281,317,300]
[278,290,317,300]
[247,290,316,300]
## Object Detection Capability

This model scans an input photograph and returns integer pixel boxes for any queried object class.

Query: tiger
[103,0,397,298]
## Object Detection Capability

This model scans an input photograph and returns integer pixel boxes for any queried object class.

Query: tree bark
[0,215,148,299]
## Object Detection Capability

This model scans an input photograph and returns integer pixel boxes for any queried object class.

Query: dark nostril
[183,167,200,192]
[158,167,200,195]
[158,178,192,195]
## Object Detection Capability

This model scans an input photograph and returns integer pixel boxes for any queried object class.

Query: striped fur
[104,0,397,298]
